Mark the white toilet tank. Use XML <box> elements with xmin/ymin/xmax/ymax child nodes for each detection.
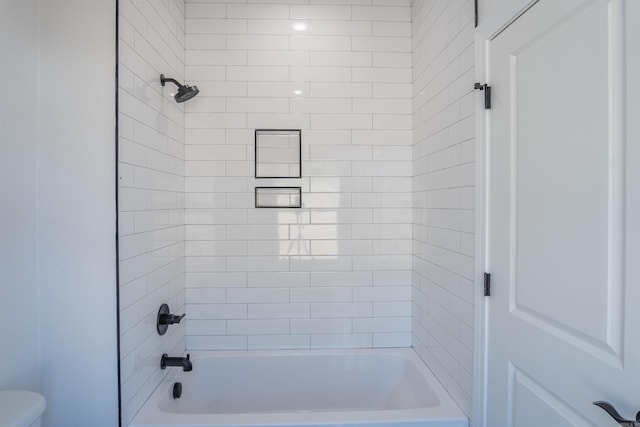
<box><xmin>0</xmin><ymin>390</ymin><xmax>46</xmax><ymax>427</ymax></box>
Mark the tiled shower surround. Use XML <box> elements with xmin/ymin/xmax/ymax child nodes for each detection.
<box><xmin>118</xmin><ymin>0</ymin><xmax>477</xmax><ymax>423</ymax></box>
<box><xmin>183</xmin><ymin>1</ymin><xmax>414</xmax><ymax>351</ymax></box>
<box><xmin>412</xmin><ymin>0</ymin><xmax>475</xmax><ymax>414</ymax></box>
<box><xmin>118</xmin><ymin>0</ymin><xmax>186</xmax><ymax>423</ymax></box>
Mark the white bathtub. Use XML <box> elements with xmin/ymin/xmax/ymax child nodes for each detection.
<box><xmin>130</xmin><ymin>348</ymin><xmax>468</xmax><ymax>427</ymax></box>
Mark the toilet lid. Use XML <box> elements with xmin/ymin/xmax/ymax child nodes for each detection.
<box><xmin>0</xmin><ymin>390</ymin><xmax>46</xmax><ymax>427</ymax></box>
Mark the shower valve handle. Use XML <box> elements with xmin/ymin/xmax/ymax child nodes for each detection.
<box><xmin>594</xmin><ymin>401</ymin><xmax>640</xmax><ymax>426</ymax></box>
<box><xmin>157</xmin><ymin>303</ymin><xmax>185</xmax><ymax>335</ymax></box>
<box><xmin>159</xmin><ymin>313</ymin><xmax>185</xmax><ymax>325</ymax></box>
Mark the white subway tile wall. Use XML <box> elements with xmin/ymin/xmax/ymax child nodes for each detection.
<box><xmin>118</xmin><ymin>1</ymin><xmax>186</xmax><ymax>425</ymax></box>
<box><xmin>184</xmin><ymin>0</ymin><xmax>413</xmax><ymax>352</ymax></box>
<box><xmin>412</xmin><ymin>0</ymin><xmax>475</xmax><ymax>416</ymax></box>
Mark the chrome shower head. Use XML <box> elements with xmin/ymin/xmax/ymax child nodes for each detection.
<box><xmin>160</xmin><ymin>74</ymin><xmax>199</xmax><ymax>103</ymax></box>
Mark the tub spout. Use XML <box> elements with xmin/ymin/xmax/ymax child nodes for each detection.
<box><xmin>161</xmin><ymin>354</ymin><xmax>192</xmax><ymax>372</ymax></box>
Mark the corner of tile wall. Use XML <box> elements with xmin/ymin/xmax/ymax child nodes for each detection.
<box><xmin>411</xmin><ymin>0</ymin><xmax>476</xmax><ymax>416</ymax></box>
<box><xmin>118</xmin><ymin>0</ymin><xmax>186</xmax><ymax>424</ymax></box>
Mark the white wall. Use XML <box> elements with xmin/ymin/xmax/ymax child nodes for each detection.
<box><xmin>118</xmin><ymin>0</ymin><xmax>187</xmax><ymax>424</ymax></box>
<box><xmin>411</xmin><ymin>0</ymin><xmax>475</xmax><ymax>416</ymax></box>
<box><xmin>0</xmin><ymin>0</ymin><xmax>41</xmax><ymax>393</ymax></box>
<box><xmin>183</xmin><ymin>0</ymin><xmax>414</xmax><ymax>351</ymax></box>
<box><xmin>38</xmin><ymin>1</ymin><xmax>119</xmax><ymax>426</ymax></box>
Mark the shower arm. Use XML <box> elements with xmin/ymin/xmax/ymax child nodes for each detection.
<box><xmin>160</xmin><ymin>74</ymin><xmax>183</xmax><ymax>88</ymax></box>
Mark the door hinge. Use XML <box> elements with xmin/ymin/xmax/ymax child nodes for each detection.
<box><xmin>474</xmin><ymin>83</ymin><xmax>492</xmax><ymax>109</ymax></box>
<box><xmin>484</xmin><ymin>273</ymin><xmax>491</xmax><ymax>296</ymax></box>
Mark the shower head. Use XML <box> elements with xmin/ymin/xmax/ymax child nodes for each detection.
<box><xmin>160</xmin><ymin>74</ymin><xmax>199</xmax><ymax>103</ymax></box>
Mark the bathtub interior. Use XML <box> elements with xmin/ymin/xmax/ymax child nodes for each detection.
<box><xmin>159</xmin><ymin>352</ymin><xmax>440</xmax><ymax>414</ymax></box>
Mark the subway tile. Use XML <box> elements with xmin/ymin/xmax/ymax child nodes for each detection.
<box><xmin>227</xmin><ymin>35</ymin><xmax>290</xmax><ymax>50</ymax></box>
<box><xmin>246</xmin><ymin>209</ymin><xmax>310</xmax><ymax>224</ymax></box>
<box><xmin>248</xmin><ymin>240</ymin><xmax>311</xmax><ymax>256</ymax></box>
<box><xmin>373</xmin><ymin>52</ymin><xmax>412</xmax><ymax>68</ymax></box>
<box><xmin>227</xmin><ymin>97</ymin><xmax>290</xmax><ymax>113</ymax></box>
<box><xmin>353</xmin><ymin>285</ymin><xmax>411</xmax><ymax>301</ymax></box>
<box><xmin>186</xmin><ymin>19</ymin><xmax>247</xmax><ymax>35</ymax></box>
<box><xmin>227</xmin><ymin>288</ymin><xmax>290</xmax><ymax>303</ymax></box>
<box><xmin>353</xmin><ymin>98</ymin><xmax>411</xmax><ymax>114</ymax></box>
<box><xmin>248</xmin><ymin>51</ymin><xmax>309</xmax><ymax>66</ymax></box>
<box><xmin>372</xmin><ymin>146</ymin><xmax>412</xmax><ymax>161</ymax></box>
<box><xmin>353</xmin><ymin>67</ymin><xmax>411</xmax><ymax>83</ymax></box>
<box><xmin>226</xmin><ymin>256</ymin><xmax>290</xmax><ymax>272</ymax></box>
<box><xmin>353</xmin><ymin>317</ymin><xmax>411</xmax><ymax>333</ymax></box>
<box><xmin>311</xmin><ymin>333</ymin><xmax>372</xmax><ymax>348</ymax></box>
<box><xmin>373</xmin><ymin>114</ymin><xmax>412</xmax><ymax>130</ymax></box>
<box><xmin>373</xmin><ymin>332</ymin><xmax>412</xmax><ymax>347</ymax></box>
<box><xmin>185</xmin><ymin>50</ymin><xmax>247</xmax><ymax>66</ymax></box>
<box><xmin>248</xmin><ymin>272</ymin><xmax>311</xmax><ymax>288</ymax></box>
<box><xmin>352</xmin><ymin>161</ymin><xmax>412</xmax><ymax>177</ymax></box>
<box><xmin>310</xmin><ymin>82</ymin><xmax>372</xmax><ymax>98</ymax></box>
<box><xmin>186</xmin><ymin>319</ymin><xmax>226</xmax><ymax>336</ymax></box>
<box><xmin>310</xmin><ymin>302</ymin><xmax>372</xmax><ymax>318</ymax></box>
<box><xmin>228</xmin><ymin>319</ymin><xmax>290</xmax><ymax>335</ymax></box>
<box><xmin>290</xmin><ymin>35</ymin><xmax>351</xmax><ymax>51</ymax></box>
<box><xmin>185</xmin><ymin>241</ymin><xmax>247</xmax><ymax>256</ymax></box>
<box><xmin>186</xmin><ymin>288</ymin><xmax>226</xmax><ymax>304</ymax></box>
<box><xmin>185</xmin><ymin>3</ymin><xmax>226</xmax><ymax>19</ymax></box>
<box><xmin>187</xmin><ymin>335</ymin><xmax>247</xmax><ymax>350</ymax></box>
<box><xmin>247</xmin><ymin>113</ymin><xmax>310</xmax><ymax>129</ymax></box>
<box><xmin>248</xmin><ymin>303</ymin><xmax>310</xmax><ymax>319</ymax></box>
<box><xmin>248</xmin><ymin>82</ymin><xmax>310</xmax><ymax>98</ymax></box>
<box><xmin>290</xmin><ymin>287</ymin><xmax>352</xmax><ymax>303</ymax></box>
<box><xmin>185</xmin><ymin>34</ymin><xmax>226</xmax><ymax>50</ymax></box>
<box><xmin>227</xmin><ymin>4</ymin><xmax>290</xmax><ymax>19</ymax></box>
<box><xmin>185</xmin><ymin>129</ymin><xmax>226</xmax><ymax>145</ymax></box>
<box><xmin>186</xmin><ymin>176</ymin><xmax>247</xmax><ymax>192</ymax></box>
<box><xmin>185</xmin><ymin>97</ymin><xmax>226</xmax><ymax>113</ymax></box>
<box><xmin>291</xmin><ymin>318</ymin><xmax>352</xmax><ymax>334</ymax></box>
<box><xmin>309</xmin><ymin>177</ymin><xmax>372</xmax><ymax>192</ymax></box>
<box><xmin>290</xmin><ymin>67</ymin><xmax>351</xmax><ymax>82</ymax></box>
<box><xmin>352</xmin><ymin>36</ymin><xmax>411</xmax><ymax>52</ymax></box>
<box><xmin>188</xmin><ymin>304</ymin><xmax>247</xmax><ymax>320</ymax></box>
<box><xmin>373</xmin><ymin>22</ymin><xmax>411</xmax><ymax>37</ymax></box>
<box><xmin>310</xmin><ymin>20</ymin><xmax>371</xmax><ymax>36</ymax></box>
<box><xmin>186</xmin><ymin>257</ymin><xmax>226</xmax><ymax>272</ymax></box>
<box><xmin>248</xmin><ymin>19</ymin><xmax>308</xmax><ymax>35</ymax></box>
<box><xmin>290</xmin><ymin>224</ymin><xmax>351</xmax><ymax>240</ymax></box>
<box><xmin>372</xmin><ymin>239</ymin><xmax>412</xmax><ymax>255</ymax></box>
<box><xmin>310</xmin><ymin>209</ymin><xmax>373</xmax><ymax>224</ymax></box>
<box><xmin>185</xmin><ymin>225</ymin><xmax>226</xmax><ymax>240</ymax></box>
<box><xmin>309</xmin><ymin>271</ymin><xmax>373</xmax><ymax>287</ymax></box>
<box><xmin>352</xmin><ymin>130</ymin><xmax>412</xmax><ymax>145</ymax></box>
<box><xmin>303</xmin><ymin>130</ymin><xmax>351</xmax><ymax>145</ymax></box>
<box><xmin>186</xmin><ymin>145</ymin><xmax>247</xmax><ymax>160</ymax></box>
<box><xmin>185</xmin><ymin>272</ymin><xmax>247</xmax><ymax>288</ymax></box>
<box><xmin>290</xmin><ymin>255</ymin><xmax>353</xmax><ymax>272</ymax></box>
<box><xmin>290</xmin><ymin>98</ymin><xmax>351</xmax><ymax>114</ymax></box>
<box><xmin>290</xmin><ymin>5</ymin><xmax>351</xmax><ymax>20</ymax></box>
<box><xmin>248</xmin><ymin>334</ymin><xmax>310</xmax><ymax>350</ymax></box>
<box><xmin>352</xmin><ymin>6</ymin><xmax>411</xmax><ymax>22</ymax></box>
<box><xmin>226</xmin><ymin>66</ymin><xmax>290</xmax><ymax>82</ymax></box>
<box><xmin>185</xmin><ymin>113</ymin><xmax>247</xmax><ymax>129</ymax></box>
<box><xmin>373</xmin><ymin>83</ymin><xmax>412</xmax><ymax>98</ymax></box>
<box><xmin>310</xmin><ymin>145</ymin><xmax>372</xmax><ymax>160</ymax></box>
<box><xmin>311</xmin><ymin>114</ymin><xmax>372</xmax><ymax>130</ymax></box>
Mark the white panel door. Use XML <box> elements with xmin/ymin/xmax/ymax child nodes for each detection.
<box><xmin>487</xmin><ymin>1</ymin><xmax>640</xmax><ymax>426</ymax></box>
